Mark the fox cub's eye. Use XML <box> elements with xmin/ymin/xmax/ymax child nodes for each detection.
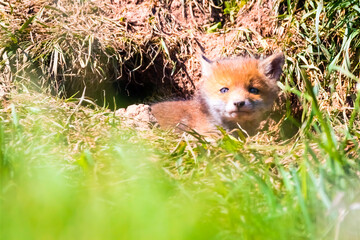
<box><xmin>220</xmin><ymin>87</ymin><xmax>229</xmax><ymax>93</ymax></box>
<box><xmin>249</xmin><ymin>87</ymin><xmax>259</xmax><ymax>94</ymax></box>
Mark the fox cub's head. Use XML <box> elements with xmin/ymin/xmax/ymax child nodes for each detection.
<box><xmin>200</xmin><ymin>53</ymin><xmax>285</xmax><ymax>123</ymax></box>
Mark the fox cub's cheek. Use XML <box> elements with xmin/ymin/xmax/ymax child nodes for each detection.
<box><xmin>249</xmin><ymin>94</ymin><xmax>263</xmax><ymax>102</ymax></box>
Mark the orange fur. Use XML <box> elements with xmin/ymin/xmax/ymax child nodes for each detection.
<box><xmin>151</xmin><ymin>53</ymin><xmax>285</xmax><ymax>136</ymax></box>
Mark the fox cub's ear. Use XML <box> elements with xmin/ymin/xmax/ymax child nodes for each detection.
<box><xmin>259</xmin><ymin>52</ymin><xmax>285</xmax><ymax>80</ymax></box>
<box><xmin>200</xmin><ymin>55</ymin><xmax>215</xmax><ymax>78</ymax></box>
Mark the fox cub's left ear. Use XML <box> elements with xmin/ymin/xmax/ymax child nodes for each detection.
<box><xmin>200</xmin><ymin>55</ymin><xmax>217</xmax><ymax>78</ymax></box>
<box><xmin>259</xmin><ymin>52</ymin><xmax>285</xmax><ymax>80</ymax></box>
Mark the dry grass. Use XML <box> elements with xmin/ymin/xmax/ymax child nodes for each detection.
<box><xmin>0</xmin><ymin>0</ymin><xmax>205</xmax><ymax>106</ymax></box>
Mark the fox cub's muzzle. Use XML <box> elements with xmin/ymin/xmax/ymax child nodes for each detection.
<box><xmin>234</xmin><ymin>101</ymin><xmax>246</xmax><ymax>109</ymax></box>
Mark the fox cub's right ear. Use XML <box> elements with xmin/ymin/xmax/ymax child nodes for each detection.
<box><xmin>201</xmin><ymin>55</ymin><xmax>214</xmax><ymax>78</ymax></box>
<box><xmin>259</xmin><ymin>52</ymin><xmax>285</xmax><ymax>81</ymax></box>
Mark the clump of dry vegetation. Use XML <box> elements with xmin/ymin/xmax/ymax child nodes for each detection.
<box><xmin>0</xmin><ymin>0</ymin><xmax>221</xmax><ymax>106</ymax></box>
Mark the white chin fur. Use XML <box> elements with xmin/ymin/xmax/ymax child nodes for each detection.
<box><xmin>223</xmin><ymin>111</ymin><xmax>241</xmax><ymax>119</ymax></box>
<box><xmin>230</xmin><ymin>112</ymin><xmax>238</xmax><ymax>118</ymax></box>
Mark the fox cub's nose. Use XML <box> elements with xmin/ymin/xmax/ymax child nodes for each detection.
<box><xmin>234</xmin><ymin>101</ymin><xmax>246</xmax><ymax>108</ymax></box>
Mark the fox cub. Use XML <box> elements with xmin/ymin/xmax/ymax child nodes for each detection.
<box><xmin>151</xmin><ymin>53</ymin><xmax>285</xmax><ymax>136</ymax></box>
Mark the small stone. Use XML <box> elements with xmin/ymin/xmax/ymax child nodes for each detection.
<box><xmin>116</xmin><ymin>104</ymin><xmax>158</xmax><ymax>130</ymax></box>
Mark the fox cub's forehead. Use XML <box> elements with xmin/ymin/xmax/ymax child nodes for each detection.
<box><xmin>208</xmin><ymin>58</ymin><xmax>264</xmax><ymax>86</ymax></box>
